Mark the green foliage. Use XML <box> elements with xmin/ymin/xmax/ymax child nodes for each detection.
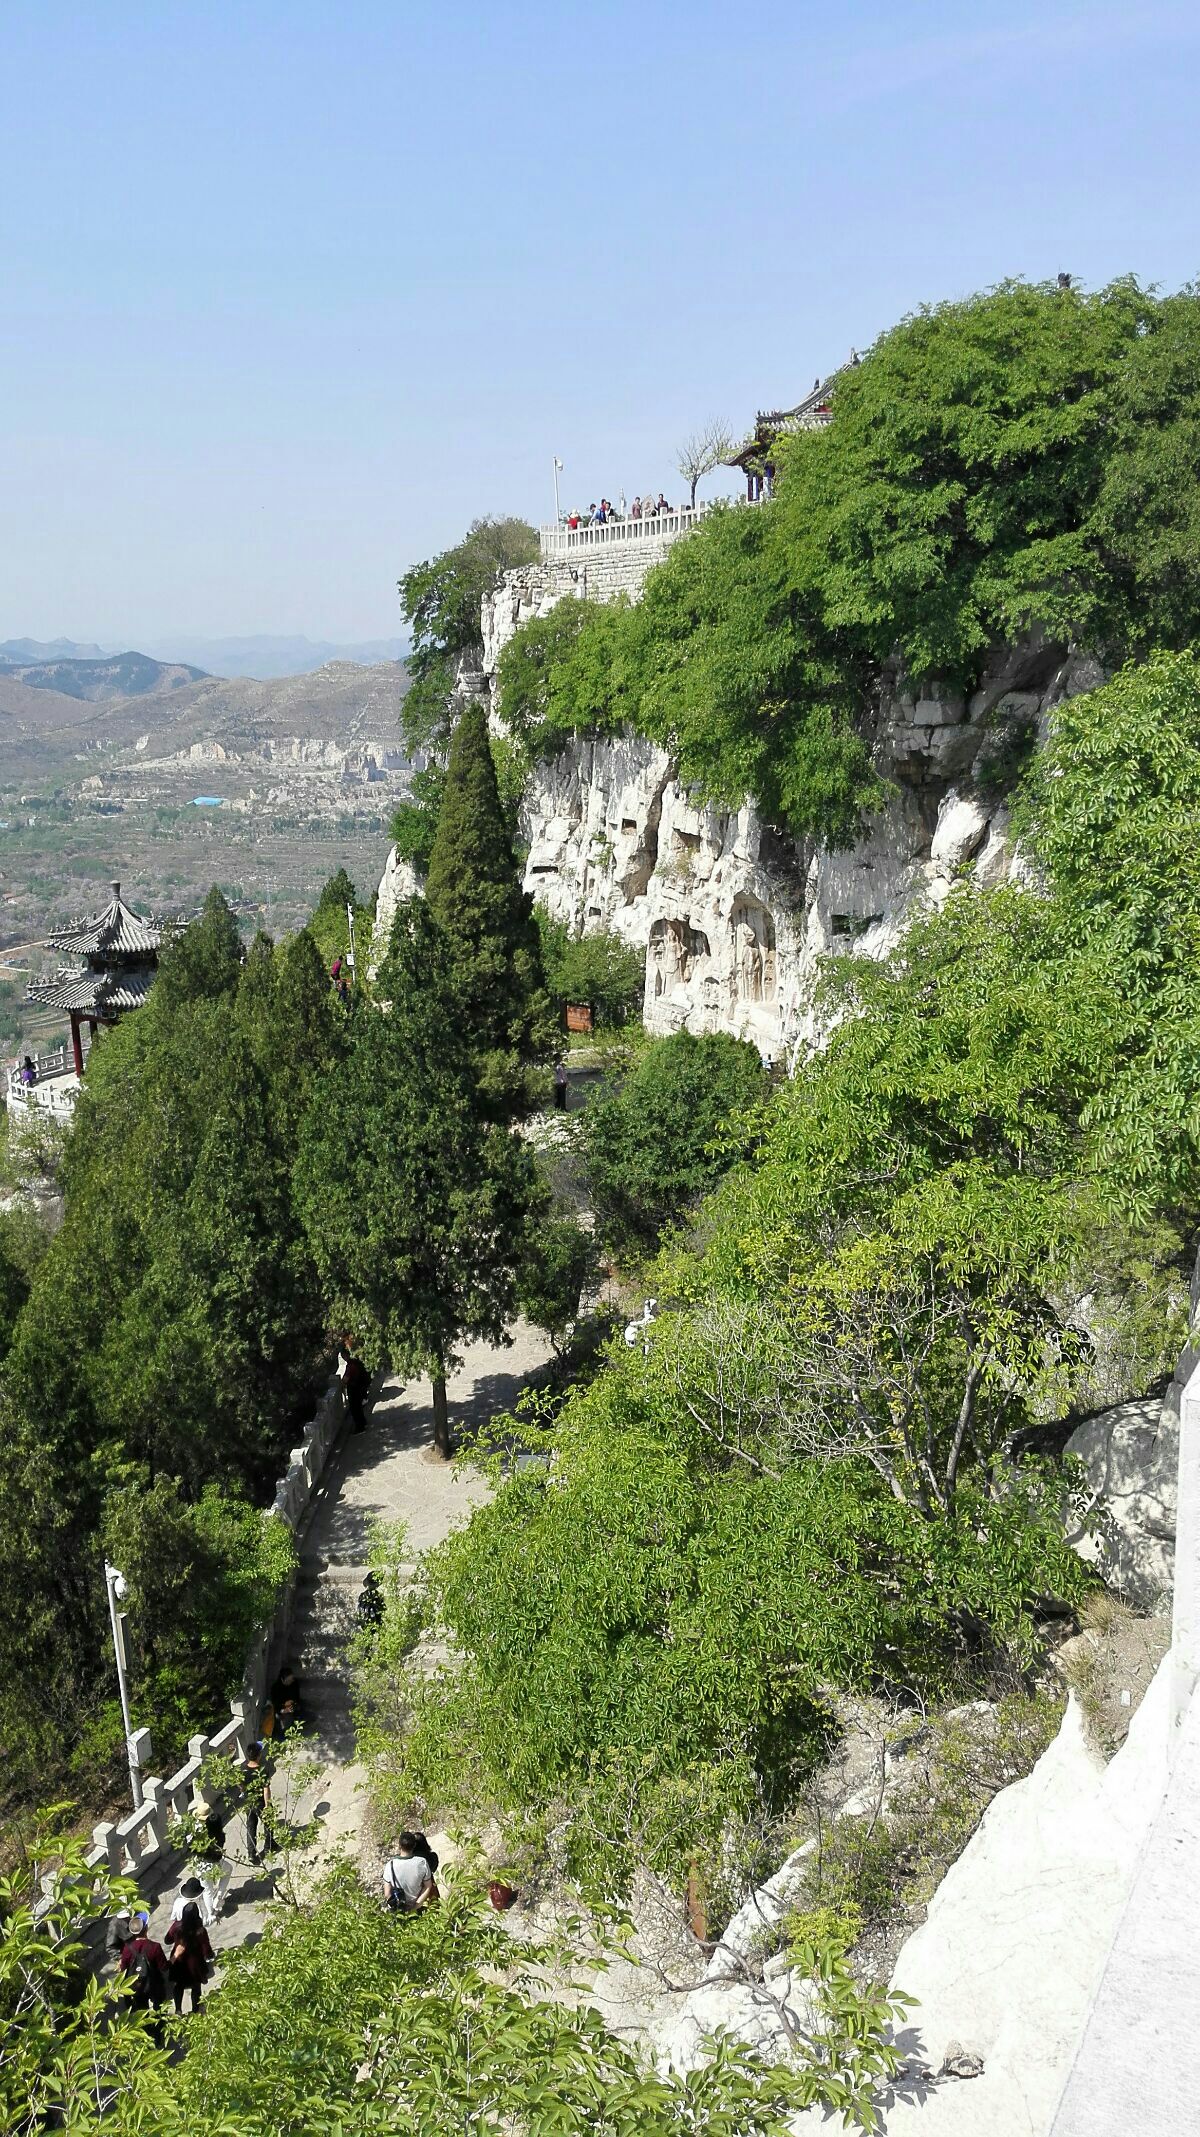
<box><xmin>1022</xmin><ymin>649</ymin><xmax>1200</xmax><ymax>1211</ymax></box>
<box><xmin>0</xmin><ymin>1811</ymin><xmax>174</xmax><ymax>2134</ymax></box>
<box><xmin>580</xmin><ymin>1030</ymin><xmax>766</xmax><ymax>1257</ymax></box>
<box><xmin>536</xmin><ymin>910</ymin><xmax>646</xmax><ymax>1029</ymax></box>
<box><xmin>103</xmin><ymin>1482</ymin><xmax>296</xmax><ymax>1762</ymax></box>
<box><xmin>388</xmin><ymin>762</ymin><xmax>445</xmax><ymax>874</ymax></box>
<box><xmin>156</xmin><ymin>884</ymin><xmax>243</xmax><ymax>1008</ymax></box>
<box><xmin>495</xmin><ymin>281</ymin><xmax>1200</xmax><ymax>844</ymax></box>
<box><xmin>0</xmin><ymin>906</ymin><xmax>337</xmax><ymax>1794</ymax></box>
<box><xmin>296</xmin><ymin>898</ymin><xmax>538</xmax><ymax>1448</ymax></box>
<box><xmin>425</xmin><ymin>700</ymin><xmax>557</xmax><ymax>1119</ymax></box>
<box><xmin>308</xmin><ymin>868</ymin><xmax>373</xmax><ymax>978</ymax></box>
<box><xmin>399</xmin><ymin>514</ymin><xmax>537</xmax><ymax>752</ymax></box>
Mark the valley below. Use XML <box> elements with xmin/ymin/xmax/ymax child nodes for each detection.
<box><xmin>0</xmin><ymin>656</ymin><xmax>411</xmax><ymax>1052</ymax></box>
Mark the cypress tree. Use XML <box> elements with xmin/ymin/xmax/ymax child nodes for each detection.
<box><xmin>425</xmin><ymin>700</ymin><xmax>557</xmax><ymax>1118</ymax></box>
<box><xmin>296</xmin><ymin>899</ymin><xmax>537</xmax><ymax>1457</ymax></box>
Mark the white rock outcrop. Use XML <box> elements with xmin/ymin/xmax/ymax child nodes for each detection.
<box><xmin>473</xmin><ymin>559</ymin><xmax>1104</xmax><ymax>1058</ymax></box>
<box><xmin>654</xmin><ymin>1668</ymin><xmax>1171</xmax><ymax>2134</ymax></box>
<box><xmin>1066</xmin><ymin>1394</ymin><xmax>1178</xmax><ymax>1608</ymax></box>
<box><xmin>371</xmin><ymin>846</ymin><xmax>423</xmax><ymax>973</ymax></box>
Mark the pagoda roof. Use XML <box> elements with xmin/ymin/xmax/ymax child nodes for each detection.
<box><xmin>26</xmin><ymin>965</ymin><xmax>157</xmax><ymax>1016</ymax></box>
<box><xmin>46</xmin><ymin>881</ymin><xmax>165</xmax><ymax>958</ymax></box>
<box><xmin>726</xmin><ymin>372</ymin><xmax>842</xmax><ymax>470</ymax></box>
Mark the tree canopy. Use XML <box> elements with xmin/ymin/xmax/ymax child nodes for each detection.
<box><xmin>495</xmin><ymin>279</ymin><xmax>1200</xmax><ymax>844</ymax></box>
<box><xmin>399</xmin><ymin>514</ymin><xmax>538</xmax><ymax>752</ymax></box>
<box><xmin>425</xmin><ymin>699</ymin><xmax>557</xmax><ymax>1118</ymax></box>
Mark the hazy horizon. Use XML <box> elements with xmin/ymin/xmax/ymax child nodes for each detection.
<box><xmin>5</xmin><ymin>0</ymin><xmax>1200</xmax><ymax>645</ymax></box>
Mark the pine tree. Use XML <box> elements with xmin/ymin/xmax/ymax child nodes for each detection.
<box><xmin>295</xmin><ymin>899</ymin><xmax>537</xmax><ymax>1456</ymax></box>
<box><xmin>424</xmin><ymin>700</ymin><xmax>557</xmax><ymax>1118</ymax></box>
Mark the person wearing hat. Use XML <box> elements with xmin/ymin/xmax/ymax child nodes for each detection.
<box><xmin>118</xmin><ymin>1911</ymin><xmax>169</xmax><ymax>2011</ymax></box>
<box><xmin>171</xmin><ymin>1872</ymin><xmax>216</xmax><ymax>1929</ymax></box>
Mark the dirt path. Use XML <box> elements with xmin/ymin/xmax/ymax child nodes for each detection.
<box><xmin>135</xmin><ymin>1323</ymin><xmax>555</xmax><ymax>1971</ymax></box>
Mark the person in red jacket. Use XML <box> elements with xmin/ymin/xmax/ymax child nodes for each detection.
<box><xmin>118</xmin><ymin>1912</ymin><xmax>168</xmax><ymax>2011</ymax></box>
<box><xmin>164</xmin><ymin>1899</ymin><xmax>213</xmax><ymax>2014</ymax></box>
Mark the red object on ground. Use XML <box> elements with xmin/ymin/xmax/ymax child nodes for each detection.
<box><xmin>488</xmin><ymin>1880</ymin><xmax>518</xmax><ymax>1910</ymax></box>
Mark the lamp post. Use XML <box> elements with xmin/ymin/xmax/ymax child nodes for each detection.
<box><xmin>104</xmin><ymin>1559</ymin><xmax>143</xmax><ymax>1809</ymax></box>
<box><xmin>346</xmin><ymin>902</ymin><xmax>357</xmax><ymax>975</ymax></box>
<box><xmin>552</xmin><ymin>456</ymin><xmax>563</xmax><ymax>524</ymax></box>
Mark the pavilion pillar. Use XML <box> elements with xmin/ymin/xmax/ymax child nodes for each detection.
<box><xmin>69</xmin><ymin>1013</ymin><xmax>84</xmax><ymax>1078</ymax></box>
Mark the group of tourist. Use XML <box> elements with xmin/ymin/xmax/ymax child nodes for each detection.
<box><xmin>561</xmin><ymin>492</ymin><xmax>674</xmax><ymax>529</ymax></box>
<box><xmin>111</xmin><ymin>1699</ymin><xmax>304</xmax><ymax>2018</ymax></box>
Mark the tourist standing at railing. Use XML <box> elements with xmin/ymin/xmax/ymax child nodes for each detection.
<box><xmin>630</xmin><ymin>495</ymin><xmax>642</xmax><ymax>520</ymax></box>
<box><xmin>567</xmin><ymin>508</ymin><xmax>580</xmax><ymax>528</ymax></box>
<box><xmin>19</xmin><ymin>1055</ymin><xmax>35</xmax><ymax>1087</ymax></box>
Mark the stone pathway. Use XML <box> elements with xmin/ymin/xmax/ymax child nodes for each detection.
<box><xmin>131</xmin><ymin>1323</ymin><xmax>555</xmax><ymax>1976</ymax></box>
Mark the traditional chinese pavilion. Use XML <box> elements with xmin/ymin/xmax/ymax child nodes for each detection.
<box><xmin>726</xmin><ymin>372</ymin><xmax>842</xmax><ymax>498</ymax></box>
<box><xmin>27</xmin><ymin>881</ymin><xmax>166</xmax><ymax>1076</ymax></box>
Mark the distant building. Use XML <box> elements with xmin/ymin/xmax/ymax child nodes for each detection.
<box><xmin>725</xmin><ymin>373</ymin><xmax>841</xmax><ymax>499</ymax></box>
<box><xmin>26</xmin><ymin>880</ymin><xmax>167</xmax><ymax>1076</ymax></box>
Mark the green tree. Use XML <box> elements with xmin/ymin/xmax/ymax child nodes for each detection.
<box><xmin>156</xmin><ymin>885</ymin><xmax>243</xmax><ymax>1008</ymax></box>
<box><xmin>1022</xmin><ymin>648</ymin><xmax>1200</xmax><ymax>1212</ymax></box>
<box><xmin>388</xmin><ymin>761</ymin><xmax>446</xmax><ymax>873</ymax></box>
<box><xmin>399</xmin><ymin>514</ymin><xmax>537</xmax><ymax>752</ymax></box>
<box><xmin>536</xmin><ymin>911</ymin><xmax>646</xmax><ymax>1029</ymax></box>
<box><xmin>580</xmin><ymin>1030</ymin><xmax>766</xmax><ymax>1257</ymax></box>
<box><xmin>425</xmin><ymin>700</ymin><xmax>557</xmax><ymax>1119</ymax></box>
<box><xmin>296</xmin><ymin>899</ymin><xmax>538</xmax><ymax>1456</ymax></box>
<box><xmin>0</xmin><ymin>1813</ymin><xmax>174</xmax><ymax>2134</ymax></box>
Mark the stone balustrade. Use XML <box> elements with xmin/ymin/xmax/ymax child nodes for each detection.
<box><xmin>83</xmin><ymin>1372</ymin><xmax>351</xmax><ymax>1885</ymax></box>
<box><xmin>539</xmin><ymin>503</ymin><xmax>715</xmax><ymax>558</ymax></box>
<box><xmin>6</xmin><ymin>1044</ymin><xmax>80</xmax><ymax>1117</ymax></box>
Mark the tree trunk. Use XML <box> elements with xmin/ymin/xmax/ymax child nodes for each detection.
<box><xmin>689</xmin><ymin>474</ymin><xmax>698</xmax><ymax>507</ymax></box>
<box><xmin>431</xmin><ymin>1372</ymin><xmax>452</xmax><ymax>1460</ymax></box>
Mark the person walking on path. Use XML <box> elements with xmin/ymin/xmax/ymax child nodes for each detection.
<box><xmin>164</xmin><ymin>1900</ymin><xmax>213</xmax><ymax>2014</ymax></box>
<box><xmin>382</xmin><ymin>1832</ymin><xmax>436</xmax><ymax>1913</ymax></box>
<box><xmin>338</xmin><ymin>1340</ymin><xmax>371</xmax><ymax>1432</ymax></box>
<box><xmin>118</xmin><ymin>1912</ymin><xmax>169</xmax><ymax>2012</ymax></box>
<box><xmin>240</xmin><ymin>1740</ymin><xmax>274</xmax><ymax>1864</ymax></box>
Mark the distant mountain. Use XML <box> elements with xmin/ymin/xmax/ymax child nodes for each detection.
<box><xmin>143</xmin><ymin>634</ymin><xmax>410</xmax><ymax>679</ymax></box>
<box><xmin>0</xmin><ymin>636</ymin><xmax>107</xmax><ymax>664</ymax></box>
<box><xmin>1</xmin><ymin>651</ymin><xmax>206</xmax><ymax>702</ymax></box>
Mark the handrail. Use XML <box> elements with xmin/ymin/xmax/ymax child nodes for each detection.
<box><xmin>539</xmin><ymin>503</ymin><xmax>715</xmax><ymax>557</ymax></box>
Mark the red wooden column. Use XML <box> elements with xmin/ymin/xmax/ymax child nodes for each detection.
<box><xmin>69</xmin><ymin>1011</ymin><xmax>84</xmax><ymax>1077</ymax></box>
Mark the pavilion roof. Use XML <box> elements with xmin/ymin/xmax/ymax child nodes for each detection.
<box><xmin>46</xmin><ymin>881</ymin><xmax>165</xmax><ymax>958</ymax></box>
<box><xmin>25</xmin><ymin>965</ymin><xmax>157</xmax><ymax>1015</ymax></box>
<box><xmin>725</xmin><ymin>372</ymin><xmax>841</xmax><ymax>470</ymax></box>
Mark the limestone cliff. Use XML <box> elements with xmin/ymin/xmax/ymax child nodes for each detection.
<box><xmin>480</xmin><ymin>569</ymin><xmax>1106</xmax><ymax>1057</ymax></box>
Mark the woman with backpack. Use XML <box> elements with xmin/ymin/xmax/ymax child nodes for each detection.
<box><xmin>381</xmin><ymin>1831</ymin><xmax>438</xmax><ymax>1913</ymax></box>
<box><xmin>164</xmin><ymin>1898</ymin><xmax>214</xmax><ymax>2013</ymax></box>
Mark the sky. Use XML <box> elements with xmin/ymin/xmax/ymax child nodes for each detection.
<box><xmin>2</xmin><ymin>0</ymin><xmax>1199</xmax><ymax>648</ymax></box>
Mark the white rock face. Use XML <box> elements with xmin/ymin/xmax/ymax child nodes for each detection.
<box><xmin>660</xmin><ymin>1669</ymin><xmax>1169</xmax><ymax>2134</ymax></box>
<box><xmin>371</xmin><ymin>845</ymin><xmax>423</xmax><ymax>972</ymax></box>
<box><xmin>476</xmin><ymin>561</ymin><xmax>1095</xmax><ymax>1058</ymax></box>
<box><xmin>1066</xmin><ymin>1394</ymin><xmax>1178</xmax><ymax>1608</ymax></box>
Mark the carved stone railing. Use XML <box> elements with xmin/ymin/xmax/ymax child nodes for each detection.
<box><xmin>6</xmin><ymin>1046</ymin><xmax>80</xmax><ymax>1116</ymax></box>
<box><xmin>539</xmin><ymin>504</ymin><xmax>714</xmax><ymax>559</ymax></box>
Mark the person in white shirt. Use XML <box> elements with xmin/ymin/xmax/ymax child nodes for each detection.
<box><xmin>381</xmin><ymin>1832</ymin><xmax>436</xmax><ymax>1912</ymax></box>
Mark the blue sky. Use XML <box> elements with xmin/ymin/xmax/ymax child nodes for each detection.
<box><xmin>2</xmin><ymin>0</ymin><xmax>1198</xmax><ymax>645</ymax></box>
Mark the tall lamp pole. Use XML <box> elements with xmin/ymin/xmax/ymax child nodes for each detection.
<box><xmin>104</xmin><ymin>1559</ymin><xmax>143</xmax><ymax>1809</ymax></box>
<box><xmin>553</xmin><ymin>456</ymin><xmax>563</xmax><ymax>524</ymax></box>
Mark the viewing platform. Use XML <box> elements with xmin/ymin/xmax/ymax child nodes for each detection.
<box><xmin>6</xmin><ymin>1043</ymin><xmax>81</xmax><ymax>1118</ymax></box>
<box><xmin>539</xmin><ymin>502</ymin><xmax>715</xmax><ymax>560</ymax></box>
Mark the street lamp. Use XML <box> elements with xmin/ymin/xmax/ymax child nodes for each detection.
<box><xmin>552</xmin><ymin>456</ymin><xmax>563</xmax><ymax>524</ymax></box>
<box><xmin>104</xmin><ymin>1559</ymin><xmax>143</xmax><ymax>1809</ymax></box>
